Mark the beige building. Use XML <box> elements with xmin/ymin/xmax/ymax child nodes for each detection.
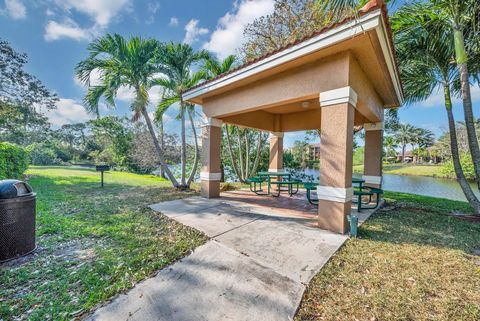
<box><xmin>308</xmin><ymin>143</ymin><xmax>321</xmax><ymax>161</ymax></box>
<box><xmin>183</xmin><ymin>0</ymin><xmax>403</xmax><ymax>234</ymax></box>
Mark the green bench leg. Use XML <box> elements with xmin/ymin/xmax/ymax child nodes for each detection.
<box><xmin>306</xmin><ymin>189</ymin><xmax>319</xmax><ymax>206</ymax></box>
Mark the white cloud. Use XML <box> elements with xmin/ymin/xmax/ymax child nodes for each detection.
<box><xmin>418</xmin><ymin>85</ymin><xmax>480</xmax><ymax>108</ymax></box>
<box><xmin>145</xmin><ymin>1</ymin><xmax>160</xmax><ymax>25</ymax></box>
<box><xmin>116</xmin><ymin>85</ymin><xmax>164</xmax><ymax>105</ymax></box>
<box><xmin>55</xmin><ymin>0</ymin><xmax>131</xmax><ymax>27</ymax></box>
<box><xmin>147</xmin><ymin>1</ymin><xmax>160</xmax><ymax>14</ymax></box>
<box><xmin>45</xmin><ymin>0</ymin><xmax>131</xmax><ymax>42</ymax></box>
<box><xmin>46</xmin><ymin>98</ymin><xmax>93</xmax><ymax>126</ymax></box>
<box><xmin>74</xmin><ymin>68</ymin><xmax>103</xmax><ymax>87</ymax></box>
<box><xmin>169</xmin><ymin>16</ymin><xmax>178</xmax><ymax>27</ymax></box>
<box><xmin>203</xmin><ymin>0</ymin><xmax>274</xmax><ymax>59</ymax></box>
<box><xmin>183</xmin><ymin>19</ymin><xmax>209</xmax><ymax>44</ymax></box>
<box><xmin>4</xmin><ymin>0</ymin><xmax>26</xmax><ymax>20</ymax></box>
<box><xmin>44</xmin><ymin>19</ymin><xmax>92</xmax><ymax>42</ymax></box>
<box><xmin>116</xmin><ymin>86</ymin><xmax>136</xmax><ymax>102</ymax></box>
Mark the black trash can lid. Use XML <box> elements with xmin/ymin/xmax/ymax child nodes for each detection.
<box><xmin>0</xmin><ymin>179</ymin><xmax>34</xmax><ymax>199</ymax></box>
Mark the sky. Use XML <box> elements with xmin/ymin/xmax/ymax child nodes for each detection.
<box><xmin>1</xmin><ymin>0</ymin><xmax>479</xmax><ymax>148</ymax></box>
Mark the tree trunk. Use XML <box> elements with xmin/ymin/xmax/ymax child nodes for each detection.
<box><xmin>245</xmin><ymin>132</ymin><xmax>250</xmax><ymax>179</ymax></box>
<box><xmin>225</xmin><ymin>125</ymin><xmax>242</xmax><ymax>182</ymax></box>
<box><xmin>141</xmin><ymin>109</ymin><xmax>179</xmax><ymax>187</ymax></box>
<box><xmin>237</xmin><ymin>129</ymin><xmax>245</xmax><ymax>181</ymax></box>
<box><xmin>180</xmin><ymin>100</ymin><xmax>187</xmax><ymax>188</ymax></box>
<box><xmin>186</xmin><ymin>108</ymin><xmax>199</xmax><ymax>187</ymax></box>
<box><xmin>402</xmin><ymin>144</ymin><xmax>406</xmax><ymax>162</ymax></box>
<box><xmin>454</xmin><ymin>27</ymin><xmax>480</xmax><ymax>190</ymax></box>
<box><xmin>158</xmin><ymin>115</ymin><xmax>165</xmax><ymax>179</ymax></box>
<box><xmin>444</xmin><ymin>84</ymin><xmax>480</xmax><ymax>214</ymax></box>
<box><xmin>250</xmin><ymin>131</ymin><xmax>264</xmax><ymax>177</ymax></box>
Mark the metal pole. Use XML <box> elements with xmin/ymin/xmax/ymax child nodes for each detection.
<box><xmin>101</xmin><ymin>171</ymin><xmax>104</xmax><ymax>188</ymax></box>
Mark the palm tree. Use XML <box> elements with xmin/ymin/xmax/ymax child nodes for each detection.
<box><xmin>383</xmin><ymin>135</ymin><xmax>398</xmax><ymax>160</ymax></box>
<box><xmin>395</xmin><ymin>124</ymin><xmax>414</xmax><ymax>163</ymax></box>
<box><xmin>428</xmin><ymin>0</ymin><xmax>480</xmax><ymax>188</ymax></box>
<box><xmin>201</xmin><ymin>55</ymin><xmax>268</xmax><ymax>183</ymax></box>
<box><xmin>75</xmin><ymin>34</ymin><xmax>179</xmax><ymax>187</ymax></box>
<box><xmin>392</xmin><ymin>4</ymin><xmax>480</xmax><ymax>213</ymax></box>
<box><xmin>153</xmin><ymin>42</ymin><xmax>211</xmax><ymax>189</ymax></box>
<box><xmin>201</xmin><ymin>55</ymin><xmax>238</xmax><ymax>78</ymax></box>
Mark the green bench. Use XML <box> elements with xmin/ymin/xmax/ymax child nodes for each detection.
<box><xmin>270</xmin><ymin>179</ymin><xmax>302</xmax><ymax>197</ymax></box>
<box><xmin>354</xmin><ymin>187</ymin><xmax>383</xmax><ymax>211</ymax></box>
<box><xmin>303</xmin><ymin>182</ymin><xmax>319</xmax><ymax>205</ymax></box>
<box><xmin>246</xmin><ymin>176</ymin><xmax>269</xmax><ymax>195</ymax></box>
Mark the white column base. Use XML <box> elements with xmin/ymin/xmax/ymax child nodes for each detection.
<box><xmin>200</xmin><ymin>172</ymin><xmax>222</xmax><ymax>181</ymax></box>
<box><xmin>362</xmin><ymin>175</ymin><xmax>382</xmax><ymax>185</ymax></box>
<box><xmin>317</xmin><ymin>186</ymin><xmax>353</xmax><ymax>203</ymax></box>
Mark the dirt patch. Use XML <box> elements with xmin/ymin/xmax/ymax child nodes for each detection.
<box><xmin>0</xmin><ymin>237</ymin><xmax>104</xmax><ymax>269</ymax></box>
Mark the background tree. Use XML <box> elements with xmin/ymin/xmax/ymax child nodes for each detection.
<box><xmin>153</xmin><ymin>42</ymin><xmax>211</xmax><ymax>189</ymax></box>
<box><xmin>90</xmin><ymin>116</ymin><xmax>134</xmax><ymax>169</ymax></box>
<box><xmin>201</xmin><ymin>55</ymin><xmax>244</xmax><ymax>181</ymax></box>
<box><xmin>0</xmin><ymin>40</ymin><xmax>57</xmax><ymax>146</ymax></box>
<box><xmin>392</xmin><ymin>3</ymin><xmax>480</xmax><ymax>213</ymax></box>
<box><xmin>131</xmin><ymin>123</ymin><xmax>180</xmax><ymax>174</ymax></box>
<box><xmin>395</xmin><ymin>123</ymin><xmax>414</xmax><ymax>162</ymax></box>
<box><xmin>383</xmin><ymin>135</ymin><xmax>398</xmax><ymax>160</ymax></box>
<box><xmin>75</xmin><ymin>34</ymin><xmax>179</xmax><ymax>187</ymax></box>
<box><xmin>0</xmin><ymin>39</ymin><xmax>58</xmax><ymax>109</ymax></box>
<box><xmin>429</xmin><ymin>0</ymin><xmax>480</xmax><ymax>188</ymax></box>
<box><xmin>224</xmin><ymin>125</ymin><xmax>268</xmax><ymax>183</ymax></box>
<box><xmin>242</xmin><ymin>0</ymin><xmax>341</xmax><ymax>60</ymax></box>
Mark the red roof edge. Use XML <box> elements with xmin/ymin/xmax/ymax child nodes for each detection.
<box><xmin>185</xmin><ymin>0</ymin><xmax>403</xmax><ymax>101</ymax></box>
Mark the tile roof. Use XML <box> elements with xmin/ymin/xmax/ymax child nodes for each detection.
<box><xmin>184</xmin><ymin>0</ymin><xmax>402</xmax><ymax>97</ymax></box>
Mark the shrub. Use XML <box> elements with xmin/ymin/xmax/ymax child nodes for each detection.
<box><xmin>353</xmin><ymin>147</ymin><xmax>364</xmax><ymax>166</ymax></box>
<box><xmin>441</xmin><ymin>153</ymin><xmax>475</xmax><ymax>180</ymax></box>
<box><xmin>26</xmin><ymin>143</ymin><xmax>61</xmax><ymax>165</ymax></box>
<box><xmin>0</xmin><ymin>142</ymin><xmax>29</xmax><ymax>179</ymax></box>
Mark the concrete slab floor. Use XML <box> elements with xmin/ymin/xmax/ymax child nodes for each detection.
<box><xmin>87</xmin><ymin>191</ymin><xmax>379</xmax><ymax>321</ymax></box>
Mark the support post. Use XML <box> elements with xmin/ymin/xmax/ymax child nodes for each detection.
<box><xmin>269</xmin><ymin>132</ymin><xmax>284</xmax><ymax>172</ymax></box>
<box><xmin>317</xmin><ymin>87</ymin><xmax>356</xmax><ymax>234</ymax></box>
<box><xmin>363</xmin><ymin>122</ymin><xmax>383</xmax><ymax>188</ymax></box>
<box><xmin>201</xmin><ymin>118</ymin><xmax>222</xmax><ymax>198</ymax></box>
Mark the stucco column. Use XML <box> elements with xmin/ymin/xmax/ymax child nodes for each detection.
<box><xmin>200</xmin><ymin>118</ymin><xmax>222</xmax><ymax>198</ymax></box>
<box><xmin>363</xmin><ymin>122</ymin><xmax>383</xmax><ymax>188</ymax></box>
<box><xmin>317</xmin><ymin>87</ymin><xmax>357</xmax><ymax>234</ymax></box>
<box><xmin>269</xmin><ymin>132</ymin><xmax>284</xmax><ymax>172</ymax></box>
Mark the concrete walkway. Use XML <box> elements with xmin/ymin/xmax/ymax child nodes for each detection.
<box><xmin>87</xmin><ymin>193</ymin><xmax>376</xmax><ymax>321</ymax></box>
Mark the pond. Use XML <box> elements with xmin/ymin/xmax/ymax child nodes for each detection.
<box><xmin>300</xmin><ymin>168</ymin><xmax>478</xmax><ymax>202</ymax></box>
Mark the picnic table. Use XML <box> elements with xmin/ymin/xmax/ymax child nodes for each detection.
<box><xmin>257</xmin><ymin>171</ymin><xmax>292</xmax><ymax>195</ymax></box>
<box><xmin>257</xmin><ymin>171</ymin><xmax>291</xmax><ymax>180</ymax></box>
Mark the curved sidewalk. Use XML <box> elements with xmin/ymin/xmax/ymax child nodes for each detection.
<box><xmin>87</xmin><ymin>193</ymin><xmax>376</xmax><ymax>321</ymax></box>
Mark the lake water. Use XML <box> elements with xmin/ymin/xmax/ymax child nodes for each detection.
<box><xmin>301</xmin><ymin>168</ymin><xmax>479</xmax><ymax>202</ymax></box>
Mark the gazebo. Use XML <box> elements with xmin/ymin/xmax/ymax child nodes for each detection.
<box><xmin>182</xmin><ymin>0</ymin><xmax>403</xmax><ymax>234</ymax></box>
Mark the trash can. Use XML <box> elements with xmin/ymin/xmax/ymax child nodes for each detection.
<box><xmin>0</xmin><ymin>179</ymin><xmax>36</xmax><ymax>262</ymax></box>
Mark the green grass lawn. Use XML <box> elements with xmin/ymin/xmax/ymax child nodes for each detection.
<box><xmin>0</xmin><ymin>166</ymin><xmax>206</xmax><ymax>321</ymax></box>
<box><xmin>354</xmin><ymin>163</ymin><xmax>448</xmax><ymax>179</ymax></box>
<box><xmin>296</xmin><ymin>191</ymin><xmax>480</xmax><ymax>321</ymax></box>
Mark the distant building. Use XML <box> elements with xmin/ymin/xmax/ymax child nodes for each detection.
<box><xmin>395</xmin><ymin>150</ymin><xmax>413</xmax><ymax>162</ymax></box>
<box><xmin>308</xmin><ymin>143</ymin><xmax>321</xmax><ymax>161</ymax></box>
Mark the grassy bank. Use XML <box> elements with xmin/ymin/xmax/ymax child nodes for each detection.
<box><xmin>0</xmin><ymin>166</ymin><xmax>206</xmax><ymax>320</ymax></box>
<box><xmin>296</xmin><ymin>191</ymin><xmax>480</xmax><ymax>321</ymax></box>
<box><xmin>353</xmin><ymin>163</ymin><xmax>449</xmax><ymax>179</ymax></box>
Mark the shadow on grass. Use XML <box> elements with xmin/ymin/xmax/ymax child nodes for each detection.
<box><xmin>358</xmin><ymin>191</ymin><xmax>480</xmax><ymax>253</ymax></box>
